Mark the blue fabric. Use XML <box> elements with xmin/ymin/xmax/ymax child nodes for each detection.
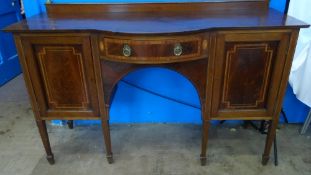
<box><xmin>0</xmin><ymin>0</ymin><xmax>22</xmax><ymax>86</ymax></box>
<box><xmin>110</xmin><ymin>68</ymin><xmax>201</xmax><ymax>123</ymax></box>
<box><xmin>23</xmin><ymin>0</ymin><xmax>46</xmax><ymax>17</ymax></box>
<box><xmin>282</xmin><ymin>85</ymin><xmax>309</xmax><ymax>123</ymax></box>
<box><xmin>270</xmin><ymin>0</ymin><xmax>286</xmax><ymax>12</ymax></box>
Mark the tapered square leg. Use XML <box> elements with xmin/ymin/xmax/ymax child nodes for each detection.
<box><xmin>106</xmin><ymin>154</ymin><xmax>114</xmax><ymax>164</ymax></box>
<box><xmin>101</xmin><ymin>119</ymin><xmax>113</xmax><ymax>164</ymax></box>
<box><xmin>262</xmin><ymin>155</ymin><xmax>270</xmax><ymax>165</ymax></box>
<box><xmin>262</xmin><ymin>120</ymin><xmax>277</xmax><ymax>166</ymax></box>
<box><xmin>46</xmin><ymin>154</ymin><xmax>55</xmax><ymax>165</ymax></box>
<box><xmin>200</xmin><ymin>155</ymin><xmax>207</xmax><ymax>166</ymax></box>
<box><xmin>200</xmin><ymin>121</ymin><xmax>210</xmax><ymax>166</ymax></box>
<box><xmin>67</xmin><ymin>120</ymin><xmax>74</xmax><ymax>129</ymax></box>
<box><xmin>36</xmin><ymin>120</ymin><xmax>55</xmax><ymax>165</ymax></box>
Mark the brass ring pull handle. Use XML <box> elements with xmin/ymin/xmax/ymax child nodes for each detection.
<box><xmin>174</xmin><ymin>43</ymin><xmax>183</xmax><ymax>56</ymax></box>
<box><xmin>123</xmin><ymin>44</ymin><xmax>131</xmax><ymax>57</ymax></box>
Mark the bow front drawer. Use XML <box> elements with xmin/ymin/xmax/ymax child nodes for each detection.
<box><xmin>99</xmin><ymin>36</ymin><xmax>207</xmax><ymax>63</ymax></box>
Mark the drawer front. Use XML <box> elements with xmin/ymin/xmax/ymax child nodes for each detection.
<box><xmin>100</xmin><ymin>36</ymin><xmax>207</xmax><ymax>63</ymax></box>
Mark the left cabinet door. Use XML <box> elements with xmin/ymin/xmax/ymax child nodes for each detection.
<box><xmin>17</xmin><ymin>35</ymin><xmax>99</xmax><ymax>119</ymax></box>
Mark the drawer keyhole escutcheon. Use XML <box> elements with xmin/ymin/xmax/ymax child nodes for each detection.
<box><xmin>174</xmin><ymin>43</ymin><xmax>183</xmax><ymax>56</ymax></box>
<box><xmin>123</xmin><ymin>44</ymin><xmax>131</xmax><ymax>57</ymax></box>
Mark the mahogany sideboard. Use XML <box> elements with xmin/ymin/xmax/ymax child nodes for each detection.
<box><xmin>4</xmin><ymin>0</ymin><xmax>309</xmax><ymax>166</ymax></box>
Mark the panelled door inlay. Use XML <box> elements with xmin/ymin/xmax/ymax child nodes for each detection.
<box><xmin>36</xmin><ymin>46</ymin><xmax>89</xmax><ymax>110</ymax></box>
<box><xmin>212</xmin><ymin>31</ymin><xmax>291</xmax><ymax>119</ymax></box>
<box><xmin>19</xmin><ymin>35</ymin><xmax>100</xmax><ymax>119</ymax></box>
<box><xmin>221</xmin><ymin>43</ymin><xmax>276</xmax><ymax>109</ymax></box>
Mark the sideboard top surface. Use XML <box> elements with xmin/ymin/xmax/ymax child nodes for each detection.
<box><xmin>5</xmin><ymin>2</ymin><xmax>309</xmax><ymax>35</ymax></box>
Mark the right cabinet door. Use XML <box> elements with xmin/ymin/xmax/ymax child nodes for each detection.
<box><xmin>211</xmin><ymin>31</ymin><xmax>291</xmax><ymax>119</ymax></box>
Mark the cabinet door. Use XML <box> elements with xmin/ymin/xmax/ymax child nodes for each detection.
<box><xmin>20</xmin><ymin>35</ymin><xmax>99</xmax><ymax>119</ymax></box>
<box><xmin>211</xmin><ymin>31</ymin><xmax>290</xmax><ymax>119</ymax></box>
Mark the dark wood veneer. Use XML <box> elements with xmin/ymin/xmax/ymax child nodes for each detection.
<box><xmin>19</xmin><ymin>35</ymin><xmax>100</xmax><ymax>118</ymax></box>
<box><xmin>46</xmin><ymin>1</ymin><xmax>269</xmax><ymax>15</ymax></box>
<box><xmin>4</xmin><ymin>3</ymin><xmax>309</xmax><ymax>34</ymax></box>
<box><xmin>4</xmin><ymin>0</ymin><xmax>309</xmax><ymax>167</ymax></box>
<box><xmin>101</xmin><ymin>36</ymin><xmax>205</xmax><ymax>63</ymax></box>
<box><xmin>35</xmin><ymin>45</ymin><xmax>90</xmax><ymax>110</ymax></box>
